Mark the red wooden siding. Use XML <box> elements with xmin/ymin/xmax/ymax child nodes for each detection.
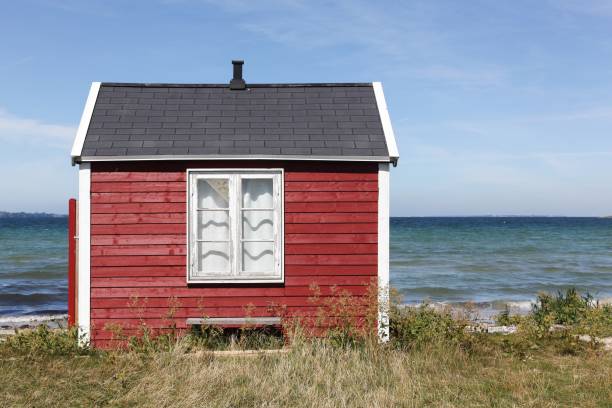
<box><xmin>89</xmin><ymin>161</ymin><xmax>378</xmax><ymax>345</ymax></box>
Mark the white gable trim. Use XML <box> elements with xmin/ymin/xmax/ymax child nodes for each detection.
<box><xmin>77</xmin><ymin>163</ymin><xmax>91</xmax><ymax>346</ymax></box>
<box><xmin>377</xmin><ymin>162</ymin><xmax>390</xmax><ymax>342</ymax></box>
<box><xmin>372</xmin><ymin>82</ymin><xmax>399</xmax><ymax>165</ymax></box>
<box><xmin>71</xmin><ymin>82</ymin><xmax>101</xmax><ymax>164</ymax></box>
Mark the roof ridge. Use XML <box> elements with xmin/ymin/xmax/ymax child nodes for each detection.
<box><xmin>100</xmin><ymin>82</ymin><xmax>374</xmax><ymax>88</ymax></box>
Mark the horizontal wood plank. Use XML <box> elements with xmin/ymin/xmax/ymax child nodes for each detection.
<box><xmin>285</xmin><ymin>233</ymin><xmax>376</xmax><ymax>244</ymax></box>
<box><xmin>92</xmin><ymin>181</ymin><xmax>186</xmax><ymax>193</ymax></box>
<box><xmin>92</xmin><ymin>192</ymin><xmax>186</xmax><ymax>204</ymax></box>
<box><xmin>91</xmin><ymin>255</ymin><xmax>185</xmax><ymax>267</ymax></box>
<box><xmin>92</xmin><ymin>172</ymin><xmax>187</xmax><ymax>182</ymax></box>
<box><xmin>91</xmin><ymin>224</ymin><xmax>185</xmax><ymax>235</ymax></box>
<box><xmin>285</xmin><ymin>202</ymin><xmax>377</xmax><ymax>213</ymax></box>
<box><xmin>92</xmin><ymin>266</ymin><xmax>186</xmax><ymax>278</ymax></box>
<box><xmin>285</xmin><ymin>191</ymin><xmax>377</xmax><ymax>202</ymax></box>
<box><xmin>285</xmin><ymin>213</ymin><xmax>376</xmax><ymax>224</ymax></box>
<box><xmin>92</xmin><ymin>307</ymin><xmax>365</xmax><ymax>319</ymax></box>
<box><xmin>285</xmin><ymin>254</ymin><xmax>377</xmax><ymax>265</ymax></box>
<box><xmin>91</xmin><ymin>234</ymin><xmax>186</xmax><ymax>246</ymax></box>
<box><xmin>286</xmin><ymin>265</ymin><xmax>376</xmax><ymax>275</ymax></box>
<box><xmin>91</xmin><ymin>275</ymin><xmax>371</xmax><ymax>288</ymax></box>
<box><xmin>91</xmin><ymin>285</ymin><xmax>370</xmax><ymax>298</ymax></box>
<box><xmin>92</xmin><ymin>213</ymin><xmax>185</xmax><ymax>225</ymax></box>
<box><xmin>91</xmin><ymin>245</ymin><xmax>186</xmax><ymax>257</ymax></box>
<box><xmin>91</xmin><ymin>265</ymin><xmax>376</xmax><ymax>278</ymax></box>
<box><xmin>285</xmin><ymin>243</ymin><xmax>376</xmax><ymax>255</ymax></box>
<box><xmin>284</xmin><ymin>181</ymin><xmax>377</xmax><ymax>192</ymax></box>
<box><xmin>285</xmin><ymin>223</ymin><xmax>377</xmax><ymax>234</ymax></box>
<box><xmin>91</xmin><ymin>295</ymin><xmax>369</xmax><ymax>309</ymax></box>
<box><xmin>92</xmin><ymin>203</ymin><xmax>186</xmax><ymax>214</ymax></box>
<box><xmin>284</xmin><ymin>172</ymin><xmax>378</xmax><ymax>182</ymax></box>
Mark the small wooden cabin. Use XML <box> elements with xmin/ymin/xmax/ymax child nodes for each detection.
<box><xmin>69</xmin><ymin>61</ymin><xmax>399</xmax><ymax>347</ymax></box>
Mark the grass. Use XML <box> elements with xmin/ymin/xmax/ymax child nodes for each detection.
<box><xmin>1</xmin><ymin>339</ymin><xmax>610</xmax><ymax>407</ymax></box>
<box><xmin>0</xmin><ymin>288</ymin><xmax>610</xmax><ymax>407</ymax></box>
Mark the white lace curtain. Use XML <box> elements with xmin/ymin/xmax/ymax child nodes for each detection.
<box><xmin>196</xmin><ymin>177</ymin><xmax>275</xmax><ymax>275</ymax></box>
<box><xmin>241</xmin><ymin>179</ymin><xmax>274</xmax><ymax>274</ymax></box>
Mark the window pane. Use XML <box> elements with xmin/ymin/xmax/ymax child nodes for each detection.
<box><xmin>197</xmin><ymin>242</ymin><xmax>230</xmax><ymax>275</ymax></box>
<box><xmin>242</xmin><ymin>179</ymin><xmax>273</xmax><ymax>209</ymax></box>
<box><xmin>241</xmin><ymin>242</ymin><xmax>274</xmax><ymax>275</ymax></box>
<box><xmin>197</xmin><ymin>210</ymin><xmax>229</xmax><ymax>241</ymax></box>
<box><xmin>198</xmin><ymin>178</ymin><xmax>229</xmax><ymax>209</ymax></box>
<box><xmin>242</xmin><ymin>210</ymin><xmax>273</xmax><ymax>240</ymax></box>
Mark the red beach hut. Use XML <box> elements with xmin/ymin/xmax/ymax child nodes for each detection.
<box><xmin>68</xmin><ymin>61</ymin><xmax>399</xmax><ymax>347</ymax></box>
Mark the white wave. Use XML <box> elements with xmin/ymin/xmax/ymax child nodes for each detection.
<box><xmin>0</xmin><ymin>314</ymin><xmax>67</xmax><ymax>325</ymax></box>
<box><xmin>504</xmin><ymin>301</ymin><xmax>536</xmax><ymax>312</ymax></box>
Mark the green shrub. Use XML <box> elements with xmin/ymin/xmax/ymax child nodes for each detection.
<box><xmin>575</xmin><ymin>303</ymin><xmax>612</xmax><ymax>337</ymax></box>
<box><xmin>493</xmin><ymin>288</ymin><xmax>612</xmax><ymax>356</ymax></box>
<box><xmin>495</xmin><ymin>307</ymin><xmax>524</xmax><ymax>326</ymax></box>
<box><xmin>0</xmin><ymin>325</ymin><xmax>90</xmax><ymax>357</ymax></box>
<box><xmin>532</xmin><ymin>288</ymin><xmax>593</xmax><ymax>327</ymax></box>
<box><xmin>389</xmin><ymin>304</ymin><xmax>468</xmax><ymax>350</ymax></box>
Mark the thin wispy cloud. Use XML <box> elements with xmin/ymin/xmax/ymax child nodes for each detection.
<box><xmin>407</xmin><ymin>146</ymin><xmax>612</xmax><ymax>164</ymax></box>
<box><xmin>0</xmin><ymin>56</ymin><xmax>34</xmax><ymax>72</ymax></box>
<box><xmin>38</xmin><ymin>0</ymin><xmax>116</xmax><ymax>17</ymax></box>
<box><xmin>520</xmin><ymin>107</ymin><xmax>612</xmax><ymax>123</ymax></box>
<box><xmin>552</xmin><ymin>0</ymin><xmax>612</xmax><ymax>18</ymax></box>
<box><xmin>193</xmin><ymin>0</ymin><xmax>503</xmax><ymax>88</ymax></box>
<box><xmin>403</xmin><ymin>65</ymin><xmax>507</xmax><ymax>88</ymax></box>
<box><xmin>0</xmin><ymin>109</ymin><xmax>76</xmax><ymax>149</ymax></box>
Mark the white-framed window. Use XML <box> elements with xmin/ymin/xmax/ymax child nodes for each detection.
<box><xmin>187</xmin><ymin>169</ymin><xmax>283</xmax><ymax>283</ymax></box>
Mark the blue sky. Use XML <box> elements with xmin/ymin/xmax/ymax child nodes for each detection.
<box><xmin>1</xmin><ymin>0</ymin><xmax>611</xmax><ymax>216</ymax></box>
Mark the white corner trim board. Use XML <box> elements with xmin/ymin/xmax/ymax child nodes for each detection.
<box><xmin>77</xmin><ymin>163</ymin><xmax>91</xmax><ymax>345</ymax></box>
<box><xmin>372</xmin><ymin>82</ymin><xmax>399</xmax><ymax>164</ymax></box>
<box><xmin>377</xmin><ymin>163</ymin><xmax>390</xmax><ymax>342</ymax></box>
<box><xmin>71</xmin><ymin>82</ymin><xmax>101</xmax><ymax>162</ymax></box>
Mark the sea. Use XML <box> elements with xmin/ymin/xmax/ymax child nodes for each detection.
<box><xmin>1</xmin><ymin>216</ymin><xmax>611</xmax><ymax>322</ymax></box>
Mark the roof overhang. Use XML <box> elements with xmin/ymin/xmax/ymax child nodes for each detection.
<box><xmin>71</xmin><ymin>82</ymin><xmax>100</xmax><ymax>166</ymax></box>
<box><xmin>372</xmin><ymin>82</ymin><xmax>400</xmax><ymax>166</ymax></box>
<box><xmin>74</xmin><ymin>154</ymin><xmax>391</xmax><ymax>164</ymax></box>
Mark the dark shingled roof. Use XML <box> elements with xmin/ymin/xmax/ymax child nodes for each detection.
<box><xmin>77</xmin><ymin>83</ymin><xmax>391</xmax><ymax>162</ymax></box>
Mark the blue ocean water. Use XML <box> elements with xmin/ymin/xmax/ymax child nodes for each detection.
<box><xmin>0</xmin><ymin>216</ymin><xmax>68</xmax><ymax>318</ymax></box>
<box><xmin>0</xmin><ymin>216</ymin><xmax>611</xmax><ymax>318</ymax></box>
<box><xmin>391</xmin><ymin>217</ymin><xmax>612</xmax><ymax>307</ymax></box>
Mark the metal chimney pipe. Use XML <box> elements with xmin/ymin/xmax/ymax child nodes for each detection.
<box><xmin>229</xmin><ymin>60</ymin><xmax>246</xmax><ymax>90</ymax></box>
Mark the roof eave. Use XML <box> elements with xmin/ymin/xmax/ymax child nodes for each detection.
<box><xmin>76</xmin><ymin>154</ymin><xmax>391</xmax><ymax>164</ymax></box>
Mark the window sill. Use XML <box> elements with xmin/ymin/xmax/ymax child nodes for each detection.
<box><xmin>186</xmin><ymin>277</ymin><xmax>285</xmax><ymax>285</ymax></box>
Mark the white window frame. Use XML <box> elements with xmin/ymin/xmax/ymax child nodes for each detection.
<box><xmin>187</xmin><ymin>168</ymin><xmax>284</xmax><ymax>284</ymax></box>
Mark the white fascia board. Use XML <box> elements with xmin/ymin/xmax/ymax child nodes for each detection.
<box><xmin>77</xmin><ymin>163</ymin><xmax>91</xmax><ymax>346</ymax></box>
<box><xmin>377</xmin><ymin>163</ymin><xmax>390</xmax><ymax>342</ymax></box>
<box><xmin>372</xmin><ymin>82</ymin><xmax>399</xmax><ymax>165</ymax></box>
<box><xmin>78</xmin><ymin>154</ymin><xmax>390</xmax><ymax>163</ymax></box>
<box><xmin>71</xmin><ymin>82</ymin><xmax>101</xmax><ymax>165</ymax></box>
